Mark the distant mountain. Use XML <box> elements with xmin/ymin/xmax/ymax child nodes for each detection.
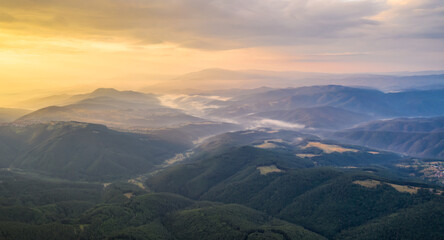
<box><xmin>145</xmin><ymin>68</ymin><xmax>324</xmax><ymax>92</ymax></box>
<box><xmin>252</xmin><ymin>106</ymin><xmax>371</xmax><ymax>129</ymax></box>
<box><xmin>193</xmin><ymin>86</ymin><xmax>275</xmax><ymax>98</ymax></box>
<box><xmin>146</xmin><ymin>68</ymin><xmax>444</xmax><ymax>92</ymax></box>
<box><xmin>346</xmin><ymin>117</ymin><xmax>444</xmax><ymax>132</ymax></box>
<box><xmin>207</xmin><ymin>85</ymin><xmax>444</xmax><ymax>119</ymax></box>
<box><xmin>67</xmin><ymin>88</ymin><xmax>156</xmax><ymax>104</ymax></box>
<box><xmin>16</xmin><ymin>88</ymin><xmax>205</xmax><ymax>128</ymax></box>
<box><xmin>16</xmin><ymin>94</ymin><xmax>72</xmax><ymax>109</ymax></box>
<box><xmin>0</xmin><ymin>122</ymin><xmax>188</xmax><ymax>180</ymax></box>
<box><xmin>333</xmin><ymin>117</ymin><xmax>444</xmax><ymax>159</ymax></box>
<box><xmin>0</xmin><ymin>108</ymin><xmax>31</xmax><ymax>123</ymax></box>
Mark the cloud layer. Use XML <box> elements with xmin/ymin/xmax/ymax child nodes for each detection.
<box><xmin>1</xmin><ymin>0</ymin><xmax>442</xmax><ymax>50</ymax></box>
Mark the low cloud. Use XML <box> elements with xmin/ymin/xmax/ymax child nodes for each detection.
<box><xmin>250</xmin><ymin>119</ymin><xmax>305</xmax><ymax>129</ymax></box>
<box><xmin>158</xmin><ymin>94</ymin><xmax>230</xmax><ymax>118</ymax></box>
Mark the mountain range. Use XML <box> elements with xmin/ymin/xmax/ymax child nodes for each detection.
<box><xmin>1</xmin><ymin>82</ymin><xmax>444</xmax><ymax>239</ymax></box>
<box><xmin>207</xmin><ymin>85</ymin><xmax>444</xmax><ymax>119</ymax></box>
<box><xmin>147</xmin><ymin>142</ymin><xmax>443</xmax><ymax>239</ymax></box>
<box><xmin>145</xmin><ymin>68</ymin><xmax>444</xmax><ymax>92</ymax></box>
<box><xmin>251</xmin><ymin>106</ymin><xmax>371</xmax><ymax>129</ymax></box>
<box><xmin>0</xmin><ymin>122</ymin><xmax>188</xmax><ymax>180</ymax></box>
<box><xmin>333</xmin><ymin>117</ymin><xmax>444</xmax><ymax>159</ymax></box>
<box><xmin>15</xmin><ymin>88</ymin><xmax>205</xmax><ymax>129</ymax></box>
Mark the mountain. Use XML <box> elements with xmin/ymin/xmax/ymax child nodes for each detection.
<box><xmin>194</xmin><ymin>128</ymin><xmax>318</xmax><ymax>154</ymax></box>
<box><xmin>192</xmin><ymin>86</ymin><xmax>275</xmax><ymax>98</ymax></box>
<box><xmin>3</xmin><ymin>83</ymin><xmax>444</xmax><ymax>239</ymax></box>
<box><xmin>207</xmin><ymin>85</ymin><xmax>444</xmax><ymax>120</ymax></box>
<box><xmin>146</xmin><ymin>145</ymin><xmax>442</xmax><ymax>238</ymax></box>
<box><xmin>1</xmin><ymin>116</ymin><xmax>443</xmax><ymax>239</ymax></box>
<box><xmin>16</xmin><ymin>94</ymin><xmax>73</xmax><ymax>110</ymax></box>
<box><xmin>1</xmin><ymin>142</ymin><xmax>442</xmax><ymax>239</ymax></box>
<box><xmin>0</xmin><ymin>170</ymin><xmax>325</xmax><ymax>240</ymax></box>
<box><xmin>144</xmin><ymin>68</ymin><xmax>326</xmax><ymax>92</ymax></box>
<box><xmin>193</xmin><ymin>129</ymin><xmax>400</xmax><ymax>167</ymax></box>
<box><xmin>67</xmin><ymin>88</ymin><xmax>157</xmax><ymax>104</ymax></box>
<box><xmin>146</xmin><ymin>68</ymin><xmax>444</xmax><ymax>92</ymax></box>
<box><xmin>347</xmin><ymin>116</ymin><xmax>444</xmax><ymax>132</ymax></box>
<box><xmin>145</xmin><ymin>122</ymin><xmax>242</xmax><ymax>148</ymax></box>
<box><xmin>17</xmin><ymin>88</ymin><xmax>155</xmax><ymax>109</ymax></box>
<box><xmin>0</xmin><ymin>122</ymin><xmax>188</xmax><ymax>180</ymax></box>
<box><xmin>333</xmin><ymin>117</ymin><xmax>444</xmax><ymax>159</ymax></box>
<box><xmin>336</xmin><ymin>198</ymin><xmax>444</xmax><ymax>240</ymax></box>
<box><xmin>251</xmin><ymin>106</ymin><xmax>371</xmax><ymax>129</ymax></box>
<box><xmin>16</xmin><ymin>88</ymin><xmax>205</xmax><ymax>129</ymax></box>
<box><xmin>80</xmin><ymin>194</ymin><xmax>325</xmax><ymax>240</ymax></box>
<box><xmin>148</xmin><ymin>146</ymin><xmax>314</xmax><ymax>199</ymax></box>
<box><xmin>0</xmin><ymin>108</ymin><xmax>31</xmax><ymax>123</ymax></box>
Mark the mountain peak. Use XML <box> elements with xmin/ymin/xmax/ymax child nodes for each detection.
<box><xmin>91</xmin><ymin>88</ymin><xmax>120</xmax><ymax>95</ymax></box>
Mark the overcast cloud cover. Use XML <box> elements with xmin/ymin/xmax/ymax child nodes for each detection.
<box><xmin>0</xmin><ymin>0</ymin><xmax>442</xmax><ymax>49</ymax></box>
<box><xmin>0</xmin><ymin>0</ymin><xmax>443</xmax><ymax>86</ymax></box>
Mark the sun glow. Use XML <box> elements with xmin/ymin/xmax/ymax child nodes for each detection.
<box><xmin>0</xmin><ymin>0</ymin><xmax>442</xmax><ymax>107</ymax></box>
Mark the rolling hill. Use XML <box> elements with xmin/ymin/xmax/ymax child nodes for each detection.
<box><xmin>194</xmin><ymin>129</ymin><xmax>400</xmax><ymax>167</ymax></box>
<box><xmin>0</xmin><ymin>122</ymin><xmax>188</xmax><ymax>180</ymax></box>
<box><xmin>146</xmin><ymin>68</ymin><xmax>444</xmax><ymax>92</ymax></box>
<box><xmin>343</xmin><ymin>116</ymin><xmax>444</xmax><ymax>132</ymax></box>
<box><xmin>336</xmin><ymin>198</ymin><xmax>444</xmax><ymax>240</ymax></box>
<box><xmin>333</xmin><ymin>117</ymin><xmax>444</xmax><ymax>159</ymax></box>
<box><xmin>146</xmin><ymin>145</ymin><xmax>443</xmax><ymax>238</ymax></box>
<box><xmin>0</xmin><ymin>170</ymin><xmax>325</xmax><ymax>240</ymax></box>
<box><xmin>207</xmin><ymin>85</ymin><xmax>444</xmax><ymax>120</ymax></box>
<box><xmin>16</xmin><ymin>88</ymin><xmax>204</xmax><ymax>129</ymax></box>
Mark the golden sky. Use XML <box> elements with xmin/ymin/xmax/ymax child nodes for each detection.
<box><xmin>0</xmin><ymin>0</ymin><xmax>443</xmax><ymax>106</ymax></box>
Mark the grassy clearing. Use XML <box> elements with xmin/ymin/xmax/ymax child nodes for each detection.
<box><xmin>257</xmin><ymin>165</ymin><xmax>284</xmax><ymax>175</ymax></box>
<box><xmin>302</xmin><ymin>142</ymin><xmax>359</xmax><ymax>154</ymax></box>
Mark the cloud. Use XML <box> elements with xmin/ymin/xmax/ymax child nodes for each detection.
<box><xmin>158</xmin><ymin>94</ymin><xmax>230</xmax><ymax>118</ymax></box>
<box><xmin>250</xmin><ymin>119</ymin><xmax>305</xmax><ymax>129</ymax></box>
<box><xmin>0</xmin><ymin>0</ymin><xmax>442</xmax><ymax>73</ymax></box>
<box><xmin>3</xmin><ymin>0</ymin><xmax>441</xmax><ymax>50</ymax></box>
<box><xmin>371</xmin><ymin>0</ymin><xmax>444</xmax><ymax>39</ymax></box>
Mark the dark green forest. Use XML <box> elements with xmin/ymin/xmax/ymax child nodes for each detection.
<box><xmin>1</xmin><ymin>145</ymin><xmax>443</xmax><ymax>239</ymax></box>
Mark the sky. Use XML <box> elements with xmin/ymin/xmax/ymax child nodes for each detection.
<box><xmin>0</xmin><ymin>0</ymin><xmax>443</xmax><ymax>104</ymax></box>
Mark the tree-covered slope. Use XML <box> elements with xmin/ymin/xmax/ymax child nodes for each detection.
<box><xmin>336</xmin><ymin>198</ymin><xmax>444</xmax><ymax>240</ymax></box>
<box><xmin>146</xmin><ymin>145</ymin><xmax>443</xmax><ymax>238</ymax></box>
<box><xmin>16</xmin><ymin>88</ymin><xmax>204</xmax><ymax>128</ymax></box>
<box><xmin>0</xmin><ymin>170</ymin><xmax>326</xmax><ymax>240</ymax></box>
<box><xmin>209</xmin><ymin>85</ymin><xmax>444</xmax><ymax>118</ymax></box>
<box><xmin>334</xmin><ymin>117</ymin><xmax>444</xmax><ymax>159</ymax></box>
<box><xmin>148</xmin><ymin>146</ymin><xmax>313</xmax><ymax>199</ymax></box>
<box><xmin>0</xmin><ymin>122</ymin><xmax>188</xmax><ymax>180</ymax></box>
